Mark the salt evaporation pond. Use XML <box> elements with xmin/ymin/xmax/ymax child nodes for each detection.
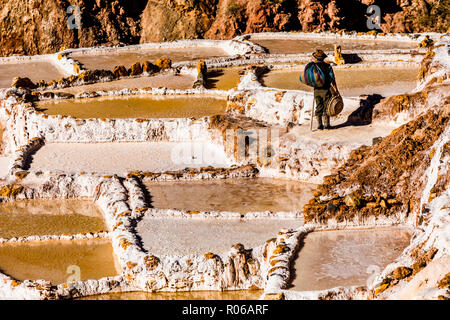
<box><xmin>262</xmin><ymin>66</ymin><xmax>419</xmax><ymax>97</ymax></box>
<box><xmin>28</xmin><ymin>142</ymin><xmax>232</xmax><ymax>174</ymax></box>
<box><xmin>205</xmin><ymin>67</ymin><xmax>245</xmax><ymax>90</ymax></box>
<box><xmin>38</xmin><ymin>95</ymin><xmax>227</xmax><ymax>119</ymax></box>
<box><xmin>78</xmin><ymin>290</ymin><xmax>264</xmax><ymax>300</ymax></box>
<box><xmin>252</xmin><ymin>38</ymin><xmax>417</xmax><ymax>54</ymax></box>
<box><xmin>71</xmin><ymin>47</ymin><xmax>228</xmax><ymax>71</ymax></box>
<box><xmin>0</xmin><ymin>239</ymin><xmax>120</xmax><ymax>284</ymax></box>
<box><xmin>137</xmin><ymin>217</ymin><xmax>303</xmax><ymax>256</ymax></box>
<box><xmin>145</xmin><ymin>178</ymin><xmax>316</xmax><ymax>213</ymax></box>
<box><xmin>51</xmin><ymin>73</ymin><xmax>197</xmax><ymax>94</ymax></box>
<box><xmin>0</xmin><ymin>199</ymin><xmax>106</xmax><ymax>239</ymax></box>
<box><xmin>0</xmin><ymin>60</ymin><xmax>65</xmax><ymax>88</ymax></box>
<box><xmin>289</xmin><ymin>228</ymin><xmax>412</xmax><ymax>291</ymax></box>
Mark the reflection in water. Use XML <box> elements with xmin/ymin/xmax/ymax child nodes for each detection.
<box><xmin>72</xmin><ymin>47</ymin><xmax>228</xmax><ymax>71</ymax></box>
<box><xmin>145</xmin><ymin>178</ymin><xmax>316</xmax><ymax>213</ymax></box>
<box><xmin>290</xmin><ymin>228</ymin><xmax>412</xmax><ymax>291</ymax></box>
<box><xmin>0</xmin><ymin>239</ymin><xmax>120</xmax><ymax>285</ymax></box>
<box><xmin>205</xmin><ymin>67</ymin><xmax>245</xmax><ymax>90</ymax></box>
<box><xmin>0</xmin><ymin>199</ymin><xmax>106</xmax><ymax>239</ymax></box>
<box><xmin>253</xmin><ymin>39</ymin><xmax>416</xmax><ymax>54</ymax></box>
<box><xmin>78</xmin><ymin>290</ymin><xmax>264</xmax><ymax>300</ymax></box>
<box><xmin>38</xmin><ymin>95</ymin><xmax>227</xmax><ymax>119</ymax></box>
<box><xmin>261</xmin><ymin>67</ymin><xmax>419</xmax><ymax>97</ymax></box>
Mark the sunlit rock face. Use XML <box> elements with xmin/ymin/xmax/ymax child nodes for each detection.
<box><xmin>1</xmin><ymin>0</ymin><xmax>448</xmax><ymax>56</ymax></box>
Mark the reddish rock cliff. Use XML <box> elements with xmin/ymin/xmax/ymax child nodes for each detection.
<box><xmin>0</xmin><ymin>0</ymin><xmax>448</xmax><ymax>56</ymax></box>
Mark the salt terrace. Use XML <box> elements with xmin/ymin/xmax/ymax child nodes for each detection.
<box><xmin>0</xmin><ymin>31</ymin><xmax>448</xmax><ymax>300</ymax></box>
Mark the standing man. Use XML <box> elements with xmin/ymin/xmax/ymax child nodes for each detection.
<box><xmin>312</xmin><ymin>49</ymin><xmax>340</xmax><ymax>130</ymax></box>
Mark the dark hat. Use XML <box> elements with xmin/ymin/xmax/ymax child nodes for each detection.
<box><xmin>313</xmin><ymin>49</ymin><xmax>327</xmax><ymax>60</ymax></box>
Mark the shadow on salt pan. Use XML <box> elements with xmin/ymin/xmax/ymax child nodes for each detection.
<box><xmin>289</xmin><ymin>228</ymin><xmax>412</xmax><ymax>291</ymax></box>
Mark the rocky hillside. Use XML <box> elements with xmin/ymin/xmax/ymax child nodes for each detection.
<box><xmin>0</xmin><ymin>0</ymin><xmax>448</xmax><ymax>56</ymax></box>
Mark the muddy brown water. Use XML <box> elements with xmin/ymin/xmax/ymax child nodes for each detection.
<box><xmin>252</xmin><ymin>39</ymin><xmax>417</xmax><ymax>54</ymax></box>
<box><xmin>261</xmin><ymin>66</ymin><xmax>419</xmax><ymax>96</ymax></box>
<box><xmin>0</xmin><ymin>199</ymin><xmax>106</xmax><ymax>239</ymax></box>
<box><xmin>205</xmin><ymin>67</ymin><xmax>245</xmax><ymax>90</ymax></box>
<box><xmin>289</xmin><ymin>228</ymin><xmax>412</xmax><ymax>291</ymax></box>
<box><xmin>0</xmin><ymin>61</ymin><xmax>65</xmax><ymax>88</ymax></box>
<box><xmin>0</xmin><ymin>239</ymin><xmax>120</xmax><ymax>284</ymax></box>
<box><xmin>145</xmin><ymin>178</ymin><xmax>316</xmax><ymax>213</ymax></box>
<box><xmin>71</xmin><ymin>47</ymin><xmax>228</xmax><ymax>71</ymax></box>
<box><xmin>38</xmin><ymin>95</ymin><xmax>227</xmax><ymax>119</ymax></box>
<box><xmin>77</xmin><ymin>290</ymin><xmax>264</xmax><ymax>300</ymax></box>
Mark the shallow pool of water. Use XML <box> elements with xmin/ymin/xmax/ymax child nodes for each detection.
<box><xmin>145</xmin><ymin>178</ymin><xmax>316</xmax><ymax>213</ymax></box>
<box><xmin>78</xmin><ymin>290</ymin><xmax>263</xmax><ymax>300</ymax></box>
<box><xmin>252</xmin><ymin>39</ymin><xmax>417</xmax><ymax>54</ymax></box>
<box><xmin>52</xmin><ymin>74</ymin><xmax>196</xmax><ymax>94</ymax></box>
<box><xmin>0</xmin><ymin>199</ymin><xmax>106</xmax><ymax>239</ymax></box>
<box><xmin>205</xmin><ymin>67</ymin><xmax>245</xmax><ymax>90</ymax></box>
<box><xmin>0</xmin><ymin>239</ymin><xmax>120</xmax><ymax>284</ymax></box>
<box><xmin>72</xmin><ymin>47</ymin><xmax>228</xmax><ymax>71</ymax></box>
<box><xmin>261</xmin><ymin>67</ymin><xmax>419</xmax><ymax>96</ymax></box>
<box><xmin>289</xmin><ymin>228</ymin><xmax>412</xmax><ymax>291</ymax></box>
<box><xmin>0</xmin><ymin>61</ymin><xmax>65</xmax><ymax>88</ymax></box>
<box><xmin>38</xmin><ymin>95</ymin><xmax>227</xmax><ymax>119</ymax></box>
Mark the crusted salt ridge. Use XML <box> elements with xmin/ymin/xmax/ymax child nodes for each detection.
<box><xmin>142</xmin><ymin>208</ymin><xmax>302</xmax><ymax>220</ymax></box>
<box><xmin>62</xmin><ymin>39</ymin><xmax>261</xmax><ymax>58</ymax></box>
<box><xmin>415</xmin><ymin>36</ymin><xmax>450</xmax><ymax>92</ymax></box>
<box><xmin>98</xmin><ymin>176</ymin><xmax>269</xmax><ymax>294</ymax></box>
<box><xmin>280</xmin><ymin>286</ymin><xmax>370</xmax><ymax>300</ymax></box>
<box><xmin>1</xmin><ymin>98</ymin><xmax>222</xmax><ymax>154</ymax></box>
<box><xmin>0</xmin><ymin>32</ymin><xmax>448</xmax><ymax>300</ymax></box>
<box><xmin>229</xmin><ymin>85</ymin><xmax>360</xmax><ymax>127</ymax></box>
<box><xmin>239</xmin><ymin>31</ymin><xmax>441</xmax><ymax>42</ymax></box>
<box><xmin>0</xmin><ymin>231</ymin><xmax>109</xmax><ymax>244</ymax></box>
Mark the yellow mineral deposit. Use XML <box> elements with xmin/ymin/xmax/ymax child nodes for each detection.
<box><xmin>334</xmin><ymin>45</ymin><xmax>345</xmax><ymax>65</ymax></box>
